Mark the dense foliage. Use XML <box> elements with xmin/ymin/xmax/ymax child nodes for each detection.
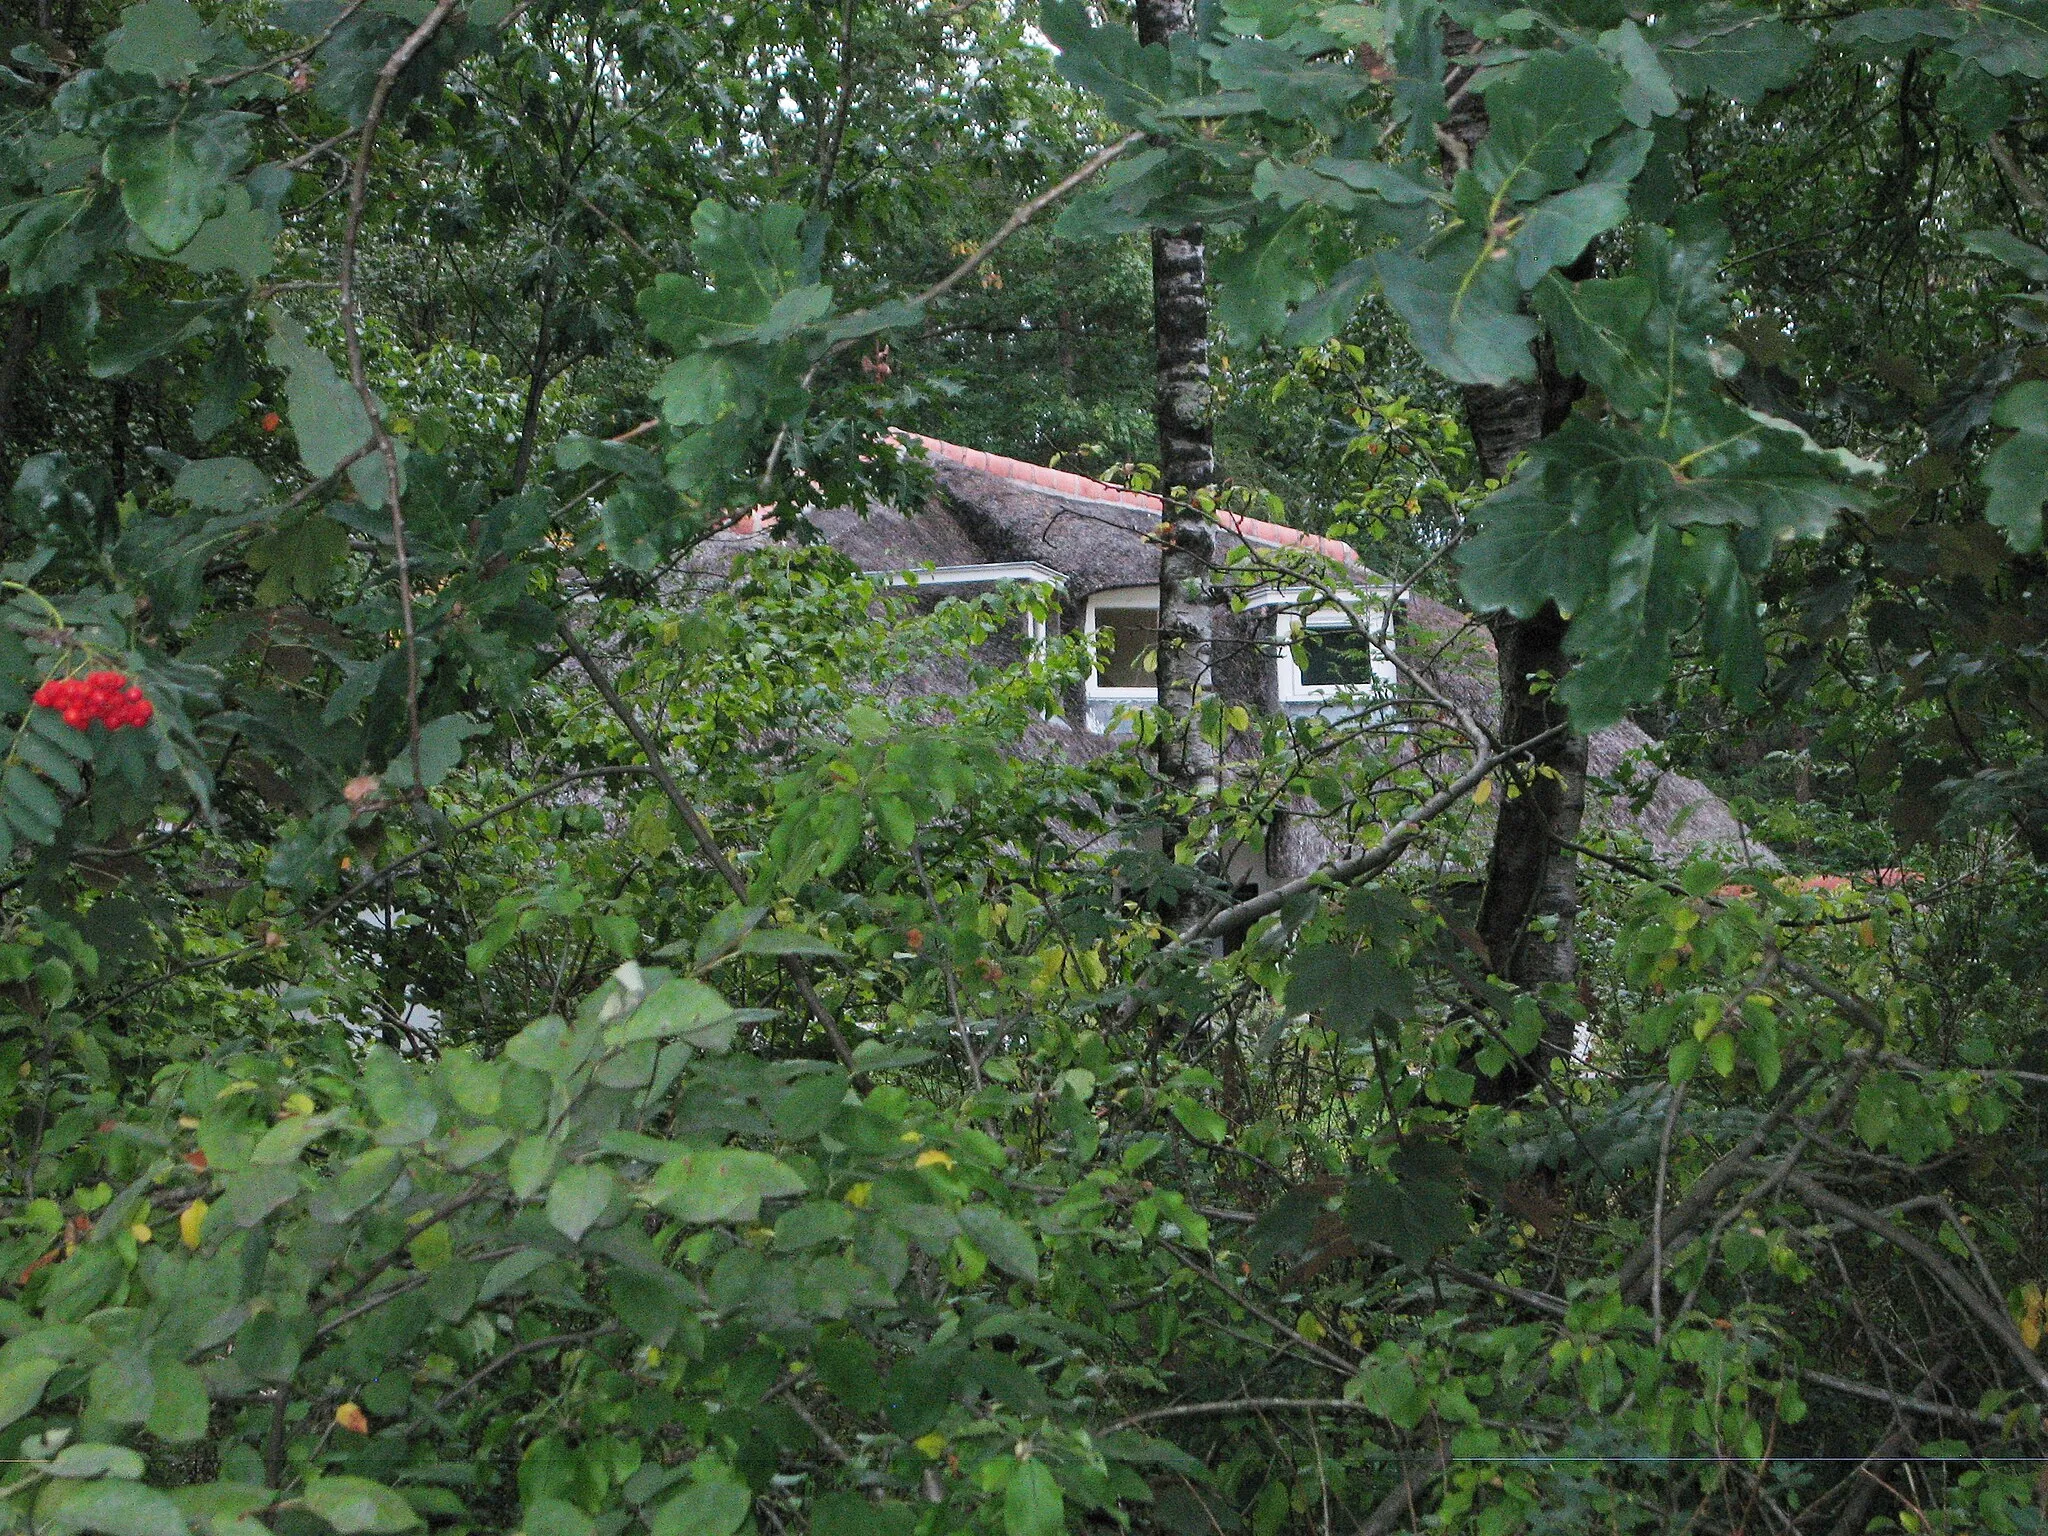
<box><xmin>0</xmin><ymin>0</ymin><xmax>2045</xmax><ymax>1534</ymax></box>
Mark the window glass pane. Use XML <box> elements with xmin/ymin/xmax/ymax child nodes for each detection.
<box><xmin>1298</xmin><ymin>624</ymin><xmax>1377</xmax><ymax>688</ymax></box>
<box><xmin>1093</xmin><ymin>606</ymin><xmax>1156</xmax><ymax>689</ymax></box>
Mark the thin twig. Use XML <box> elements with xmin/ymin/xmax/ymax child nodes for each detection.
<box><xmin>433</xmin><ymin>1326</ymin><xmax>615</xmax><ymax>1413</ymax></box>
<box><xmin>337</xmin><ymin>0</ymin><xmax>463</xmax><ymax>796</ymax></box>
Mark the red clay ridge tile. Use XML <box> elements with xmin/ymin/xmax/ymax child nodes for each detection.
<box><xmin>899</xmin><ymin>432</ymin><xmax>1359</xmax><ymax>564</ymax></box>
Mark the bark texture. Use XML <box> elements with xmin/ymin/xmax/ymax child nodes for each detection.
<box><xmin>1136</xmin><ymin>0</ymin><xmax>1219</xmax><ymax>804</ymax></box>
<box><xmin>1444</xmin><ymin>35</ymin><xmax>1592</xmax><ymax>1098</ymax></box>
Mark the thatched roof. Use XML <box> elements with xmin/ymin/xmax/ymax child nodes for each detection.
<box><xmin>698</xmin><ymin>434</ymin><xmax>1775</xmax><ymax>875</ymax></box>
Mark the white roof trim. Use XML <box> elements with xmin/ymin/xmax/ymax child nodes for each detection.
<box><xmin>869</xmin><ymin>561</ymin><xmax>1067</xmax><ymax>589</ymax></box>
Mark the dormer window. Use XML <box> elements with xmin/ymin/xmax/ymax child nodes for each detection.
<box><xmin>1257</xmin><ymin>589</ymin><xmax>1396</xmax><ymax>705</ymax></box>
<box><xmin>1084</xmin><ymin>586</ymin><xmax>1161</xmax><ymax>732</ymax></box>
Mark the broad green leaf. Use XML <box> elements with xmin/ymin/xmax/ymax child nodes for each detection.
<box><xmin>87</xmin><ymin>298</ymin><xmax>222</xmax><ymax>378</ymax></box>
<box><xmin>1004</xmin><ymin>1461</ymin><xmax>1064</xmax><ymax>1536</ymax></box>
<box><xmin>1473</xmin><ymin>47</ymin><xmax>1629</xmax><ymax>199</ymax></box>
<box><xmin>104</xmin><ymin>116</ymin><xmax>247</xmax><ymax>254</ymax></box>
<box><xmin>49</xmin><ymin>1445</ymin><xmax>147</xmax><ymax>1480</ymax></box>
<box><xmin>1963</xmin><ymin>228</ymin><xmax>2048</xmax><ymax>283</ymax></box>
<box><xmin>87</xmin><ymin>1350</ymin><xmax>153</xmax><ymax>1423</ymax></box>
<box><xmin>650</xmin><ymin>1477</ymin><xmax>749</xmax><ymax>1536</ymax></box>
<box><xmin>43</xmin><ymin>1480</ymin><xmax>189</xmax><ymax>1536</ymax></box>
<box><xmin>383</xmin><ymin>713</ymin><xmax>486</xmax><ymax>790</ymax></box>
<box><xmin>143</xmin><ymin>1359</ymin><xmax>208</xmax><ymax>1444</ymax></box>
<box><xmin>1375</xmin><ymin>244</ymin><xmax>1538</xmax><ymax>387</ymax></box>
<box><xmin>304</xmin><ymin>1476</ymin><xmax>423</xmax><ymax>1534</ymax></box>
<box><xmin>170</xmin><ymin>184</ymin><xmax>280</xmax><ymax>282</ymax></box>
<box><xmin>1167</xmin><ymin>1097</ymin><xmax>1229</xmax><ymax>1144</ymax></box>
<box><xmin>647</xmin><ymin>1147</ymin><xmax>807</xmax><ymax>1223</ymax></box>
<box><xmin>1512</xmin><ymin>182</ymin><xmax>1631</xmax><ymax>287</ymax></box>
<box><xmin>104</xmin><ymin>0</ymin><xmax>217</xmax><ymax>83</ymax></box>
<box><xmin>1650</xmin><ymin>13</ymin><xmax>1813</xmax><ymax>104</ymax></box>
<box><xmin>310</xmin><ymin>1146</ymin><xmax>404</xmax><ymax>1223</ymax></box>
<box><xmin>264</xmin><ymin>312</ymin><xmax>389</xmax><ymax>507</ymax></box>
<box><xmin>545</xmin><ymin>1163</ymin><xmax>618</xmax><ymax>1243</ymax></box>
<box><xmin>957</xmin><ymin>1206</ymin><xmax>1039</xmax><ymax>1281</ymax></box>
<box><xmin>606</xmin><ymin>976</ymin><xmax>740</xmax><ymax>1049</ymax></box>
<box><xmin>171</xmin><ymin>456</ymin><xmax>267</xmax><ymax>511</ymax></box>
<box><xmin>1985</xmin><ymin>379</ymin><xmax>2048</xmax><ymax>549</ymax></box>
<box><xmin>0</xmin><ymin>1356</ymin><xmax>61</xmax><ymax>1431</ymax></box>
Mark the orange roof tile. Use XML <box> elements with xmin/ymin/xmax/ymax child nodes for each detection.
<box><xmin>897</xmin><ymin>432</ymin><xmax>1360</xmax><ymax>565</ymax></box>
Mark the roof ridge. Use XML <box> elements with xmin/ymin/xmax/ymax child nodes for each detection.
<box><xmin>898</xmin><ymin>431</ymin><xmax>1359</xmax><ymax>565</ymax></box>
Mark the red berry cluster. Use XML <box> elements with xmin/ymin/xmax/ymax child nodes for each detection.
<box><xmin>32</xmin><ymin>671</ymin><xmax>154</xmax><ymax>731</ymax></box>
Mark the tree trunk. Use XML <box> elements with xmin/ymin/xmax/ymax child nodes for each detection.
<box><xmin>1444</xmin><ymin>43</ymin><xmax>1592</xmax><ymax>1099</ymax></box>
<box><xmin>1136</xmin><ymin>0</ymin><xmax>1219</xmax><ymax>806</ymax></box>
<box><xmin>510</xmin><ymin>281</ymin><xmax>556</xmax><ymax>493</ymax></box>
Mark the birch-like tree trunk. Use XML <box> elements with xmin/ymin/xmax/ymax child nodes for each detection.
<box><xmin>1137</xmin><ymin>0</ymin><xmax>1219</xmax><ymax>804</ymax></box>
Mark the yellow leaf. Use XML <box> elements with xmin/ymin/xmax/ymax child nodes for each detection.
<box><xmin>2019</xmin><ymin>1283</ymin><xmax>2044</xmax><ymax>1351</ymax></box>
<box><xmin>283</xmin><ymin>1092</ymin><xmax>316</xmax><ymax>1117</ymax></box>
<box><xmin>1857</xmin><ymin>919</ymin><xmax>1876</xmax><ymax>948</ymax></box>
<box><xmin>844</xmin><ymin>1182</ymin><xmax>872</xmax><ymax>1208</ymax></box>
<box><xmin>1472</xmin><ymin>777</ymin><xmax>1494</xmax><ymax>806</ymax></box>
<box><xmin>914</xmin><ymin>1433</ymin><xmax>947</xmax><ymax>1459</ymax></box>
<box><xmin>1296</xmin><ymin>1312</ymin><xmax>1326</xmax><ymax>1344</ymax></box>
<box><xmin>914</xmin><ymin>1149</ymin><xmax>955</xmax><ymax>1170</ymax></box>
<box><xmin>334</xmin><ymin>1403</ymin><xmax>369</xmax><ymax>1435</ymax></box>
<box><xmin>179</xmin><ymin>1200</ymin><xmax>208</xmax><ymax>1249</ymax></box>
<box><xmin>129</xmin><ymin>1222</ymin><xmax>152</xmax><ymax>1244</ymax></box>
<box><xmin>898</xmin><ymin>1130</ymin><xmax>923</xmax><ymax>1144</ymax></box>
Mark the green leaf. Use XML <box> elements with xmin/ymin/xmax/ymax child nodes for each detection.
<box><xmin>1344</xmin><ymin>1157</ymin><xmax>1469</xmax><ymax>1264</ymax></box>
<box><xmin>0</xmin><ymin>1355</ymin><xmax>61</xmax><ymax>1431</ymax></box>
<box><xmin>6</xmin><ymin>762</ymin><xmax>65</xmax><ymax>842</ymax></box>
<box><xmin>264</xmin><ymin>312</ymin><xmax>389</xmax><ymax>507</ymax></box>
<box><xmin>303</xmin><ymin>1476</ymin><xmax>424</xmax><ymax>1534</ymax></box>
<box><xmin>1513</xmin><ymin>182</ymin><xmax>1631</xmax><ymax>287</ymax></box>
<box><xmin>170</xmin><ymin>184</ymin><xmax>280</xmax><ymax>283</ymax></box>
<box><xmin>1473</xmin><ymin>47</ymin><xmax>1629</xmax><ymax>199</ymax></box>
<box><xmin>104</xmin><ymin>0</ymin><xmax>218</xmax><ymax>84</ymax></box>
<box><xmin>1207</xmin><ymin>37</ymin><xmax>1364</xmax><ymax>131</ymax></box>
<box><xmin>1167</xmin><ymin>1097</ymin><xmax>1228</xmax><ymax>1144</ymax></box>
<box><xmin>957</xmin><ymin>1206</ymin><xmax>1039</xmax><ymax>1282</ymax></box>
<box><xmin>1004</xmin><ymin>1460</ymin><xmax>1064</xmax><ymax>1536</ymax></box>
<box><xmin>1985</xmin><ymin>379</ymin><xmax>2048</xmax><ymax>549</ymax></box>
<box><xmin>546</xmin><ymin>1163</ymin><xmax>618</xmax><ymax>1243</ymax></box>
<box><xmin>383</xmin><ymin>713</ymin><xmax>486</xmax><ymax>790</ymax></box>
<box><xmin>1649</xmin><ymin>13</ymin><xmax>1813</xmax><ymax>104</ymax></box>
<box><xmin>87</xmin><ymin>1350</ymin><xmax>154</xmax><ymax>1424</ymax></box>
<box><xmin>43</xmin><ymin>1480</ymin><xmax>189</xmax><ymax>1536</ymax></box>
<box><xmin>104</xmin><ymin>116</ymin><xmax>246</xmax><ymax>254</ymax></box>
<box><xmin>49</xmin><ymin>1444</ymin><xmax>147</xmax><ymax>1480</ymax></box>
<box><xmin>310</xmin><ymin>1146</ymin><xmax>405</xmax><ymax>1224</ymax></box>
<box><xmin>650</xmin><ymin>1477</ymin><xmax>750</xmax><ymax>1536</ymax></box>
<box><xmin>1375</xmin><ymin>243</ymin><xmax>1538</xmax><ymax>387</ymax></box>
<box><xmin>1963</xmin><ymin>228</ymin><xmax>2048</xmax><ymax>283</ymax></box>
<box><xmin>737</xmin><ymin>927</ymin><xmax>843</xmax><ymax>959</ymax></box>
<box><xmin>522</xmin><ymin>1500</ymin><xmax>593</xmax><ymax>1536</ymax></box>
<box><xmin>647</xmin><ymin>1147</ymin><xmax>807</xmax><ymax>1223</ymax></box>
<box><xmin>812</xmin><ymin>1493</ymin><xmax>915</xmax><ymax>1536</ymax></box>
<box><xmin>88</xmin><ymin>298</ymin><xmax>223</xmax><ymax>378</ymax></box>
<box><xmin>606</xmin><ymin>976</ymin><xmax>738</xmax><ymax>1049</ymax></box>
<box><xmin>143</xmin><ymin>1359</ymin><xmax>208</xmax><ymax>1444</ymax></box>
<box><xmin>172</xmin><ymin>457</ymin><xmax>268</xmax><ymax>511</ymax></box>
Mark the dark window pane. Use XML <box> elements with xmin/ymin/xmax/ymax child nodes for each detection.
<box><xmin>1093</xmin><ymin>606</ymin><xmax>1156</xmax><ymax>689</ymax></box>
<box><xmin>1298</xmin><ymin>625</ymin><xmax>1377</xmax><ymax>688</ymax></box>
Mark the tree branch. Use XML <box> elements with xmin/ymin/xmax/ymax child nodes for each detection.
<box><xmin>555</xmin><ymin>616</ymin><xmax>856</xmax><ymax>1070</ymax></box>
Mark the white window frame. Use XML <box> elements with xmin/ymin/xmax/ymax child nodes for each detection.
<box><xmin>1083</xmin><ymin>585</ymin><xmax>1162</xmax><ymax>704</ymax></box>
<box><xmin>1254</xmin><ymin>587</ymin><xmax>1396</xmax><ymax>704</ymax></box>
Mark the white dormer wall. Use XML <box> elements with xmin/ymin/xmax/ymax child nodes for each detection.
<box><xmin>1083</xmin><ymin>583</ymin><xmax>1397</xmax><ymax>735</ymax></box>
